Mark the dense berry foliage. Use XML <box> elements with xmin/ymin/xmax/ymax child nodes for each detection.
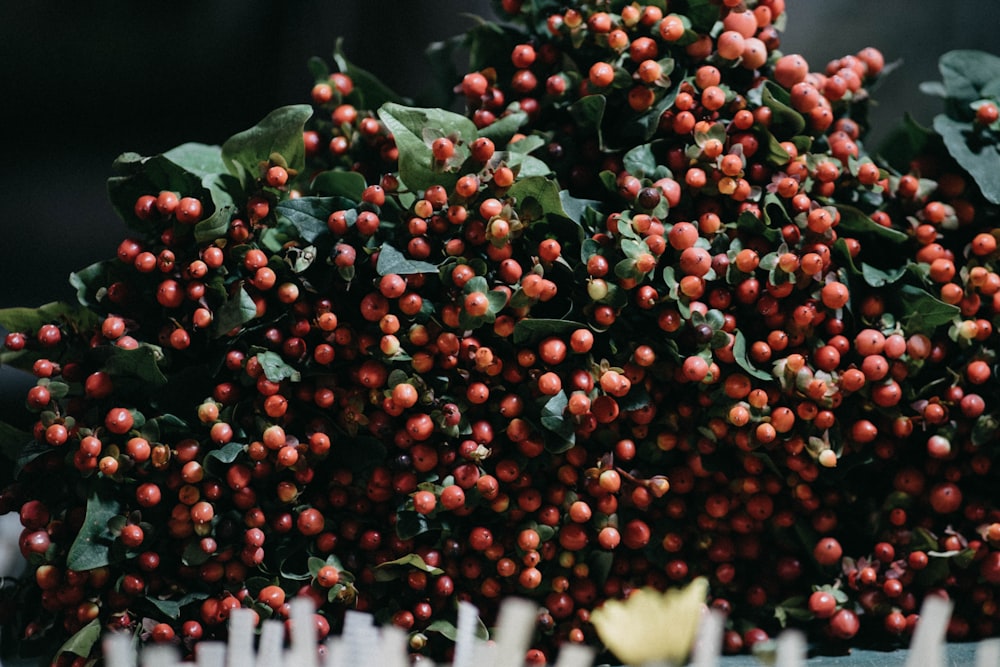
<box><xmin>2</xmin><ymin>1</ymin><xmax>1000</xmax><ymax>664</ymax></box>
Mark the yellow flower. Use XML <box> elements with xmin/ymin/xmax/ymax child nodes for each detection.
<box><xmin>589</xmin><ymin>578</ymin><xmax>709</xmax><ymax>665</ymax></box>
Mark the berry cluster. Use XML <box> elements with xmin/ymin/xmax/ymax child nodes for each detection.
<box><xmin>1</xmin><ymin>1</ymin><xmax>999</xmax><ymax>664</ymax></box>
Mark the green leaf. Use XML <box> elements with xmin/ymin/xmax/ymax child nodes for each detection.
<box><xmin>477</xmin><ymin>110</ymin><xmax>528</xmax><ymax>144</ymax></box>
<box><xmin>55</xmin><ymin>619</ymin><xmax>101</xmax><ymax>659</ymax></box>
<box><xmin>510</xmin><ymin>154</ymin><xmax>553</xmax><ymax>177</ymax></box>
<box><xmin>395</xmin><ymin>510</ymin><xmax>432</xmax><ymax>540</ymax></box>
<box><xmin>513</xmin><ymin>318</ymin><xmax>580</xmax><ymax>345</ymax></box>
<box><xmin>334</xmin><ymin>38</ymin><xmax>405</xmax><ymax>111</ymax></box>
<box><xmin>211</xmin><ymin>285</ymin><xmax>257</xmax><ymax>338</ymax></box>
<box><xmin>834</xmin><ymin>204</ymin><xmax>908</xmax><ymax>244</ymax></box>
<box><xmin>104</xmin><ymin>344</ymin><xmax>167</xmax><ymax>388</ymax></box>
<box><xmin>877</xmin><ymin>113</ymin><xmax>933</xmax><ymax>173</ymax></box>
<box><xmin>560</xmin><ymin>192</ymin><xmax>602</xmax><ymax>227</ymax></box>
<box><xmin>761</xmin><ymin>128</ymin><xmax>791</xmax><ymax>167</ymax></box>
<box><xmin>622</xmin><ymin>77</ymin><xmax>683</xmax><ymax>145</ymax></box>
<box><xmin>194</xmin><ymin>173</ymin><xmax>240</xmax><ymax>244</ymax></box>
<box><xmin>426</xmin><ymin>616</ymin><xmax>489</xmax><ymax>642</ymax></box>
<box><xmin>68</xmin><ymin>259</ymin><xmax>116</xmax><ymax>310</ymax></box>
<box><xmin>934</xmin><ymin>114</ymin><xmax>1000</xmax><ymax>204</ymax></box>
<box><xmin>256</xmin><ymin>350</ymin><xmax>301</xmax><ymax>382</ymax></box>
<box><xmin>898</xmin><ymin>285</ymin><xmax>960</xmax><ymax>335</ymax></box>
<box><xmin>373</xmin><ymin>554</ymin><xmax>444</xmax><ymax>582</ymax></box>
<box><xmin>540</xmin><ymin>391</ymin><xmax>575</xmax><ymax>452</ymax></box>
<box><xmin>684</xmin><ymin>0</ymin><xmax>720</xmax><ymax>32</ymax></box>
<box><xmin>107</xmin><ymin>153</ymin><xmax>210</xmax><ymax>235</ymax></box>
<box><xmin>506</xmin><ymin>176</ymin><xmax>569</xmax><ymax>224</ymax></box>
<box><xmin>0</xmin><ymin>301</ymin><xmax>99</xmax><ymax>339</ymax></box>
<box><xmin>508</xmin><ymin>134</ymin><xmax>546</xmax><ymax>156</ymax></box>
<box><xmin>163</xmin><ymin>142</ymin><xmax>227</xmax><ymax>179</ymax></box>
<box><xmin>936</xmin><ymin>49</ymin><xmax>1000</xmax><ymax>106</ymax></box>
<box><xmin>733</xmin><ymin>330</ymin><xmax>772</xmax><ymax>381</ymax></box>
<box><xmin>376</xmin><ymin>243</ymin><xmax>439</xmax><ymax>276</ymax></box>
<box><xmin>66</xmin><ymin>480</ymin><xmax>122</xmax><ymax>571</ymax></box>
<box><xmin>310</xmin><ymin>171</ymin><xmax>367</xmax><ymax>201</ymax></box>
<box><xmin>737</xmin><ymin>209</ymin><xmax>782</xmax><ymax>244</ymax></box>
<box><xmin>274</xmin><ymin>197</ymin><xmax>341</xmax><ymax>243</ymax></box>
<box><xmin>141</xmin><ymin>592</ymin><xmax>210</xmax><ymax>621</ymax></box>
<box><xmin>377</xmin><ymin>103</ymin><xmax>478</xmax><ymax>191</ymax></box>
<box><xmin>623</xmin><ymin>143</ymin><xmax>658</xmax><ymax>178</ymax></box>
<box><xmin>761</xmin><ymin>80</ymin><xmax>806</xmax><ymax>138</ymax></box>
<box><xmin>221</xmin><ymin>105</ymin><xmax>312</xmax><ymax>188</ymax></box>
<box><xmin>205</xmin><ymin>442</ymin><xmax>246</xmax><ymax>464</ymax></box>
<box><xmin>834</xmin><ymin>240</ymin><xmax>908</xmax><ymax>288</ymax></box>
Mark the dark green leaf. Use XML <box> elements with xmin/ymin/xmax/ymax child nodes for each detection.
<box><xmin>221</xmin><ymin>105</ymin><xmax>312</xmax><ymax>187</ymax></box>
<box><xmin>971</xmin><ymin>414</ymin><xmax>999</xmax><ymax>446</ymax></box>
<box><xmin>477</xmin><ymin>110</ymin><xmax>528</xmax><ymax>144</ymax></box>
<box><xmin>761</xmin><ymin>128</ymin><xmax>791</xmax><ymax>167</ymax></box>
<box><xmin>513</xmin><ymin>319</ymin><xmax>579</xmax><ymax>345</ymax></box>
<box><xmin>14</xmin><ymin>441</ymin><xmax>52</xmax><ymax>479</ymax></box>
<box><xmin>834</xmin><ymin>204</ymin><xmax>908</xmax><ymax>244</ymax></box>
<box><xmin>378</xmin><ymin>103</ymin><xmax>477</xmax><ymax>191</ymax></box>
<box><xmin>934</xmin><ymin>114</ymin><xmax>1000</xmax><ymax>204</ymax></box>
<box><xmin>68</xmin><ymin>259</ymin><xmax>116</xmax><ymax>310</ymax></box>
<box><xmin>937</xmin><ymin>49</ymin><xmax>1000</xmax><ymax>106</ymax></box>
<box><xmin>194</xmin><ymin>173</ymin><xmax>240</xmax><ymax>244</ymax></box>
<box><xmin>55</xmin><ymin>619</ymin><xmax>101</xmax><ymax>659</ymax></box>
<box><xmin>204</xmin><ymin>442</ymin><xmax>246</xmax><ymax>473</ymax></box>
<box><xmin>834</xmin><ymin>240</ymin><xmax>908</xmax><ymax>287</ymax></box>
<box><xmin>423</xmin><ymin>37</ymin><xmax>463</xmax><ymax>108</ymax></box>
<box><xmin>506</xmin><ymin>176</ymin><xmax>569</xmax><ymax>223</ymax></box>
<box><xmin>107</xmin><ymin>153</ymin><xmax>209</xmax><ymax>235</ymax></box>
<box><xmin>274</xmin><ymin>197</ymin><xmax>341</xmax><ymax>243</ymax></box>
<box><xmin>684</xmin><ymin>0</ymin><xmax>720</xmax><ymax>31</ymax></box>
<box><xmin>104</xmin><ymin>344</ymin><xmax>167</xmax><ymax>388</ymax></box>
<box><xmin>588</xmin><ymin>550</ymin><xmax>614</xmax><ymax>585</ymax></box>
<box><xmin>307</xmin><ymin>56</ymin><xmax>329</xmax><ymax>83</ymax></box>
<box><xmin>616</xmin><ymin>77</ymin><xmax>683</xmax><ymax>146</ymax></box>
<box><xmin>733</xmin><ymin>330</ymin><xmax>772</xmax><ymax>381</ymax></box>
<box><xmin>0</xmin><ymin>301</ymin><xmax>99</xmax><ymax>339</ymax></box>
<box><xmin>899</xmin><ymin>285</ymin><xmax>960</xmax><ymax>335</ymax></box>
<box><xmin>66</xmin><ymin>481</ymin><xmax>122</xmax><ymax>571</ymax></box>
<box><xmin>738</xmin><ymin>209</ymin><xmax>782</xmax><ymax>244</ymax></box>
<box><xmin>877</xmin><ymin>113</ymin><xmax>933</xmax><ymax>173</ymax></box>
<box><xmin>373</xmin><ymin>554</ymin><xmax>444</xmax><ymax>581</ymax></box>
<box><xmin>568</xmin><ymin>95</ymin><xmax>607</xmax><ymax>148</ymax></box>
<box><xmin>310</xmin><ymin>171</ymin><xmax>367</xmax><ymax>201</ymax></box>
<box><xmin>540</xmin><ymin>391</ymin><xmax>575</xmax><ymax>452</ymax></box>
<box><xmin>560</xmin><ymin>192</ymin><xmax>602</xmax><ymax>227</ymax></box>
<box><xmin>376</xmin><ymin>243</ymin><xmax>439</xmax><ymax>276</ymax></box>
<box><xmin>256</xmin><ymin>350</ymin><xmax>301</xmax><ymax>383</ymax></box>
<box><xmin>510</xmin><ymin>154</ymin><xmax>553</xmax><ymax>177</ymax></box>
<box><xmin>211</xmin><ymin>285</ymin><xmax>257</xmax><ymax>338</ymax></box>
<box><xmin>334</xmin><ymin>38</ymin><xmax>405</xmax><ymax>111</ymax></box>
<box><xmin>141</xmin><ymin>592</ymin><xmax>210</xmax><ymax>621</ymax></box>
<box><xmin>0</xmin><ymin>421</ymin><xmax>30</xmax><ymax>462</ymax></box>
<box><xmin>141</xmin><ymin>414</ymin><xmax>190</xmax><ymax>442</ymax></box>
<box><xmin>395</xmin><ymin>510</ymin><xmax>432</xmax><ymax>540</ymax></box>
<box><xmin>182</xmin><ymin>540</ymin><xmax>212</xmax><ymax>566</ymax></box>
<box><xmin>761</xmin><ymin>81</ymin><xmax>806</xmax><ymax>138</ymax></box>
<box><xmin>508</xmin><ymin>134</ymin><xmax>546</xmax><ymax>155</ymax></box>
<box><xmin>623</xmin><ymin>143</ymin><xmax>658</xmax><ymax>178</ymax></box>
<box><xmin>163</xmin><ymin>143</ymin><xmax>226</xmax><ymax>179</ymax></box>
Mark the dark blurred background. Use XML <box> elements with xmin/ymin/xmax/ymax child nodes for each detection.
<box><xmin>0</xmin><ymin>2</ymin><xmax>996</xmax><ymax>401</ymax></box>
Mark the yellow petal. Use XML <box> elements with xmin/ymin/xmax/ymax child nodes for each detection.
<box><xmin>590</xmin><ymin>578</ymin><xmax>709</xmax><ymax>665</ymax></box>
